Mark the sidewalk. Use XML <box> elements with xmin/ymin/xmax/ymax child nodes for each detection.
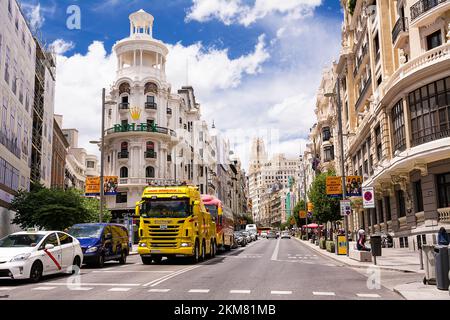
<box><xmin>295</xmin><ymin>237</ymin><xmax>450</xmax><ymax>300</ymax></box>
<box><xmin>130</xmin><ymin>244</ymin><xmax>139</xmax><ymax>255</ymax></box>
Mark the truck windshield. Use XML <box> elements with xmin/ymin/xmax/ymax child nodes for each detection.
<box><xmin>204</xmin><ymin>205</ymin><xmax>218</xmax><ymax>221</ymax></box>
<box><xmin>142</xmin><ymin>199</ymin><xmax>190</xmax><ymax>218</ymax></box>
<box><xmin>67</xmin><ymin>225</ymin><xmax>103</xmax><ymax>239</ymax></box>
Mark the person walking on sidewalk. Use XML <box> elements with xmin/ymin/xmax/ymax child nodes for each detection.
<box><xmin>438</xmin><ymin>227</ymin><xmax>449</xmax><ymax>245</ymax></box>
<box><xmin>357</xmin><ymin>227</ymin><xmax>370</xmax><ymax>251</ymax></box>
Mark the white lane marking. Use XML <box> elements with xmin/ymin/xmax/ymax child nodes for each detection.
<box><xmin>313</xmin><ymin>292</ymin><xmax>335</xmax><ymax>296</ymax></box>
<box><xmin>119</xmin><ymin>263</ymin><xmax>137</xmax><ymax>268</ymax></box>
<box><xmin>288</xmin><ymin>257</ymin><xmax>297</xmax><ymax>259</ymax></box>
<box><xmin>357</xmin><ymin>293</ymin><xmax>381</xmax><ymax>298</ymax></box>
<box><xmin>148</xmin><ymin>289</ymin><xmax>171</xmax><ymax>293</ymax></box>
<box><xmin>108</xmin><ymin>288</ymin><xmax>131</xmax><ymax>292</ymax></box>
<box><xmin>271</xmin><ymin>238</ymin><xmax>281</xmax><ymax>261</ymax></box>
<box><xmin>188</xmin><ymin>289</ymin><xmax>210</xmax><ymax>293</ymax></box>
<box><xmin>230</xmin><ymin>290</ymin><xmax>251</xmax><ymax>294</ymax></box>
<box><xmin>92</xmin><ymin>270</ymin><xmax>173</xmax><ymax>273</ymax></box>
<box><xmin>32</xmin><ymin>287</ymin><xmax>56</xmax><ymax>291</ymax></box>
<box><xmin>144</xmin><ymin>265</ymin><xmax>200</xmax><ymax>287</ymax></box>
<box><xmin>41</xmin><ymin>283</ymin><xmax>141</xmax><ymax>287</ymax></box>
<box><xmin>271</xmin><ymin>290</ymin><xmax>292</xmax><ymax>295</ymax></box>
<box><xmin>0</xmin><ymin>287</ymin><xmax>15</xmax><ymax>291</ymax></box>
<box><xmin>68</xmin><ymin>287</ymin><xmax>93</xmax><ymax>291</ymax></box>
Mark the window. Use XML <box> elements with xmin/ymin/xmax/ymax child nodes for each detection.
<box><xmin>437</xmin><ymin>173</ymin><xmax>450</xmax><ymax>208</ymax></box>
<box><xmin>146</xmin><ymin>96</ymin><xmax>155</xmax><ymax>103</ymax></box>
<box><xmin>86</xmin><ymin>161</ymin><xmax>95</xmax><ymax>168</ymax></box>
<box><xmin>116</xmin><ymin>192</ymin><xmax>127</xmax><ymax>204</ymax></box>
<box><xmin>397</xmin><ymin>190</ymin><xmax>406</xmax><ymax>218</ymax></box>
<box><xmin>374</xmin><ymin>32</ymin><xmax>380</xmax><ymax>61</ymax></box>
<box><xmin>146</xmin><ymin>166</ymin><xmax>155</xmax><ymax>178</ymax></box>
<box><xmin>146</xmin><ymin>141</ymin><xmax>155</xmax><ymax>152</ymax></box>
<box><xmin>408</xmin><ymin>77</ymin><xmax>450</xmax><ymax>146</ymax></box>
<box><xmin>391</xmin><ymin>99</ymin><xmax>406</xmax><ymax>153</ymax></box>
<box><xmin>414</xmin><ymin>180</ymin><xmax>424</xmax><ymax>212</ymax></box>
<box><xmin>4</xmin><ymin>46</ymin><xmax>10</xmax><ymax>84</ymax></box>
<box><xmin>378</xmin><ymin>200</ymin><xmax>384</xmax><ymax>223</ymax></box>
<box><xmin>384</xmin><ymin>196</ymin><xmax>392</xmax><ymax>221</ymax></box>
<box><xmin>40</xmin><ymin>233</ymin><xmax>59</xmax><ymax>249</ymax></box>
<box><xmin>323</xmin><ymin>146</ymin><xmax>334</xmax><ymax>162</ymax></box>
<box><xmin>426</xmin><ymin>30</ymin><xmax>442</xmax><ymax>50</ymax></box>
<box><xmin>57</xmin><ymin>232</ymin><xmax>73</xmax><ymax>245</ymax></box>
<box><xmin>119</xmin><ymin>167</ymin><xmax>128</xmax><ymax>178</ymax></box>
<box><xmin>375</xmin><ymin>125</ymin><xmax>382</xmax><ymax>160</ymax></box>
<box><xmin>322</xmin><ymin>127</ymin><xmax>331</xmax><ymax>141</ymax></box>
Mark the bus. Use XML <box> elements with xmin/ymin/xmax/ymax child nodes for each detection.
<box><xmin>201</xmin><ymin>194</ymin><xmax>234</xmax><ymax>251</ymax></box>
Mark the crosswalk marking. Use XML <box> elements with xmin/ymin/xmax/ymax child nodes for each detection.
<box><xmin>357</xmin><ymin>293</ymin><xmax>381</xmax><ymax>298</ymax></box>
<box><xmin>313</xmin><ymin>291</ymin><xmax>335</xmax><ymax>296</ymax></box>
<box><xmin>271</xmin><ymin>290</ymin><xmax>292</xmax><ymax>295</ymax></box>
<box><xmin>188</xmin><ymin>289</ymin><xmax>210</xmax><ymax>293</ymax></box>
<box><xmin>230</xmin><ymin>290</ymin><xmax>251</xmax><ymax>294</ymax></box>
<box><xmin>32</xmin><ymin>287</ymin><xmax>56</xmax><ymax>291</ymax></box>
<box><xmin>108</xmin><ymin>288</ymin><xmax>131</xmax><ymax>292</ymax></box>
<box><xmin>67</xmin><ymin>287</ymin><xmax>93</xmax><ymax>291</ymax></box>
<box><xmin>41</xmin><ymin>282</ymin><xmax>141</xmax><ymax>286</ymax></box>
<box><xmin>148</xmin><ymin>289</ymin><xmax>171</xmax><ymax>293</ymax></box>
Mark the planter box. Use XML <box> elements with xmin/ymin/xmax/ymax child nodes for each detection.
<box><xmin>326</xmin><ymin>241</ymin><xmax>335</xmax><ymax>253</ymax></box>
<box><xmin>319</xmin><ymin>238</ymin><xmax>326</xmax><ymax>249</ymax></box>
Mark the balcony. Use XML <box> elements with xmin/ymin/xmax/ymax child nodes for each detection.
<box><xmin>118</xmin><ymin>151</ymin><xmax>129</xmax><ymax>159</ymax></box>
<box><xmin>438</xmin><ymin>207</ymin><xmax>450</xmax><ymax>223</ymax></box>
<box><xmin>410</xmin><ymin>0</ymin><xmax>448</xmax><ymax>22</ymax></box>
<box><xmin>119</xmin><ymin>102</ymin><xmax>129</xmax><ymax>110</ymax></box>
<box><xmin>106</xmin><ymin>123</ymin><xmax>177</xmax><ymax>138</ymax></box>
<box><xmin>353</xmin><ymin>44</ymin><xmax>368</xmax><ymax>79</ymax></box>
<box><xmin>167</xmin><ymin>107</ymin><xmax>172</xmax><ymax>115</ymax></box>
<box><xmin>392</xmin><ymin>17</ymin><xmax>408</xmax><ymax>47</ymax></box>
<box><xmin>145</xmin><ymin>102</ymin><xmax>157</xmax><ymax>110</ymax></box>
<box><xmin>145</xmin><ymin>150</ymin><xmax>157</xmax><ymax>159</ymax></box>
<box><xmin>118</xmin><ymin>178</ymin><xmax>183</xmax><ymax>186</ymax></box>
<box><xmin>355</xmin><ymin>75</ymin><xmax>372</xmax><ymax>110</ymax></box>
<box><xmin>412</xmin><ymin>127</ymin><xmax>450</xmax><ymax>147</ymax></box>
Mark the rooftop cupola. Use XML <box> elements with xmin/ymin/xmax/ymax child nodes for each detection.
<box><xmin>129</xmin><ymin>9</ymin><xmax>154</xmax><ymax>38</ymax></box>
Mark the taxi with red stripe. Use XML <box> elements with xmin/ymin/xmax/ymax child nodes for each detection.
<box><xmin>0</xmin><ymin>229</ymin><xmax>83</xmax><ymax>282</ymax></box>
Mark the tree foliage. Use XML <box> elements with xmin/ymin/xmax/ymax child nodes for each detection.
<box><xmin>11</xmin><ymin>183</ymin><xmax>111</xmax><ymax>231</ymax></box>
<box><xmin>307</xmin><ymin>170</ymin><xmax>341</xmax><ymax>224</ymax></box>
<box><xmin>293</xmin><ymin>200</ymin><xmax>306</xmax><ymax>226</ymax></box>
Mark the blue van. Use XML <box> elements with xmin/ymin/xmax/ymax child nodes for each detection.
<box><xmin>67</xmin><ymin>223</ymin><xmax>129</xmax><ymax>267</ymax></box>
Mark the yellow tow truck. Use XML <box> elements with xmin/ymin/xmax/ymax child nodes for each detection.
<box><xmin>136</xmin><ymin>183</ymin><xmax>216</xmax><ymax>264</ymax></box>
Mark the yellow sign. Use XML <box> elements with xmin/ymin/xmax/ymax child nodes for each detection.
<box><xmin>299</xmin><ymin>210</ymin><xmax>307</xmax><ymax>218</ymax></box>
<box><xmin>307</xmin><ymin>202</ymin><xmax>314</xmax><ymax>212</ymax></box>
<box><xmin>326</xmin><ymin>176</ymin><xmax>342</xmax><ymax>196</ymax></box>
<box><xmin>337</xmin><ymin>235</ymin><xmax>347</xmax><ymax>255</ymax></box>
<box><xmin>85</xmin><ymin>176</ymin><xmax>118</xmax><ymax>196</ymax></box>
<box><xmin>130</xmin><ymin>106</ymin><xmax>142</xmax><ymax>121</ymax></box>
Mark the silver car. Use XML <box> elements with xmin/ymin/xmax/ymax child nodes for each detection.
<box><xmin>241</xmin><ymin>231</ymin><xmax>252</xmax><ymax>243</ymax></box>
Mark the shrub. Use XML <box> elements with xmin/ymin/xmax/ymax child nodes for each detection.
<box><xmin>326</xmin><ymin>241</ymin><xmax>336</xmax><ymax>253</ymax></box>
<box><xmin>319</xmin><ymin>237</ymin><xmax>326</xmax><ymax>249</ymax></box>
<box><xmin>302</xmin><ymin>235</ymin><xmax>308</xmax><ymax>240</ymax></box>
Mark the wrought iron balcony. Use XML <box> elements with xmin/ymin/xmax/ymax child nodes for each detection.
<box><xmin>411</xmin><ymin>0</ymin><xmax>447</xmax><ymax>21</ymax></box>
<box><xmin>145</xmin><ymin>102</ymin><xmax>157</xmax><ymax>110</ymax></box>
<box><xmin>412</xmin><ymin>127</ymin><xmax>450</xmax><ymax>147</ymax></box>
<box><xmin>119</xmin><ymin>102</ymin><xmax>129</xmax><ymax>110</ymax></box>
<box><xmin>118</xmin><ymin>151</ymin><xmax>129</xmax><ymax>159</ymax></box>
<box><xmin>145</xmin><ymin>150</ymin><xmax>157</xmax><ymax>159</ymax></box>
<box><xmin>106</xmin><ymin>123</ymin><xmax>177</xmax><ymax>137</ymax></box>
<box><xmin>392</xmin><ymin>17</ymin><xmax>408</xmax><ymax>44</ymax></box>
<box><xmin>355</xmin><ymin>75</ymin><xmax>371</xmax><ymax>110</ymax></box>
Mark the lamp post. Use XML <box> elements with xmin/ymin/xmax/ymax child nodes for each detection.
<box><xmin>325</xmin><ymin>79</ymin><xmax>350</xmax><ymax>256</ymax></box>
<box><xmin>90</xmin><ymin>88</ymin><xmax>116</xmax><ymax>223</ymax></box>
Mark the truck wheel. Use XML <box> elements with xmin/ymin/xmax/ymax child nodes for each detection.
<box><xmin>201</xmin><ymin>242</ymin><xmax>206</xmax><ymax>261</ymax></box>
<box><xmin>141</xmin><ymin>256</ymin><xmax>153</xmax><ymax>265</ymax></box>
<box><xmin>191</xmin><ymin>241</ymin><xmax>199</xmax><ymax>264</ymax></box>
<box><xmin>211</xmin><ymin>241</ymin><xmax>216</xmax><ymax>258</ymax></box>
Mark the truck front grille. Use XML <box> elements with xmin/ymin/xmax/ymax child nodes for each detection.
<box><xmin>148</xmin><ymin>225</ymin><xmax>180</xmax><ymax>248</ymax></box>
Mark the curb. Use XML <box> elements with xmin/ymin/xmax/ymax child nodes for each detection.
<box><xmin>393</xmin><ymin>287</ymin><xmax>408</xmax><ymax>300</ymax></box>
<box><xmin>293</xmin><ymin>237</ymin><xmax>419</xmax><ymax>274</ymax></box>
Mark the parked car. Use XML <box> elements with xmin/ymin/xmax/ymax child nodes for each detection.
<box><xmin>250</xmin><ymin>233</ymin><xmax>257</xmax><ymax>241</ymax></box>
<box><xmin>281</xmin><ymin>231</ymin><xmax>291</xmax><ymax>239</ymax></box>
<box><xmin>266</xmin><ymin>230</ymin><xmax>279</xmax><ymax>239</ymax></box>
<box><xmin>241</xmin><ymin>231</ymin><xmax>252</xmax><ymax>243</ymax></box>
<box><xmin>67</xmin><ymin>223</ymin><xmax>129</xmax><ymax>267</ymax></box>
<box><xmin>234</xmin><ymin>231</ymin><xmax>247</xmax><ymax>247</ymax></box>
<box><xmin>0</xmin><ymin>229</ymin><xmax>83</xmax><ymax>282</ymax></box>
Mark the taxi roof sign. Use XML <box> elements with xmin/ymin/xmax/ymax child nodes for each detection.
<box><xmin>27</xmin><ymin>228</ymin><xmax>39</xmax><ymax>232</ymax></box>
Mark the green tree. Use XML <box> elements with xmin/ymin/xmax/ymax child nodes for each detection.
<box><xmin>293</xmin><ymin>200</ymin><xmax>307</xmax><ymax>226</ymax></box>
<box><xmin>307</xmin><ymin>170</ymin><xmax>341</xmax><ymax>224</ymax></box>
<box><xmin>80</xmin><ymin>194</ymin><xmax>112</xmax><ymax>223</ymax></box>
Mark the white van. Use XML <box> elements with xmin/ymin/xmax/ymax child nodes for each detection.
<box><xmin>245</xmin><ymin>224</ymin><xmax>258</xmax><ymax>240</ymax></box>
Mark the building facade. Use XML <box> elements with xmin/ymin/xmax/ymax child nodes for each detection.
<box><xmin>51</xmin><ymin>115</ymin><xmax>69</xmax><ymax>188</ymax></box>
<box><xmin>333</xmin><ymin>0</ymin><xmax>450</xmax><ymax>247</ymax></box>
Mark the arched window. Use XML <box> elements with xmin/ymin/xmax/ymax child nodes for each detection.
<box><xmin>120</xmin><ymin>167</ymin><xmax>128</xmax><ymax>178</ymax></box>
<box><xmin>144</xmin><ymin>82</ymin><xmax>158</xmax><ymax>95</ymax></box>
<box><xmin>146</xmin><ymin>141</ymin><xmax>155</xmax><ymax>152</ymax></box>
<box><xmin>146</xmin><ymin>166</ymin><xmax>155</xmax><ymax>178</ymax></box>
<box><xmin>119</xmin><ymin>82</ymin><xmax>130</xmax><ymax>95</ymax></box>
<box><xmin>121</xmin><ymin>142</ymin><xmax>128</xmax><ymax>151</ymax></box>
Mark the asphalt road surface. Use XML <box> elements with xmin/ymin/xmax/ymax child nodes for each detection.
<box><xmin>0</xmin><ymin>237</ymin><xmax>403</xmax><ymax>300</ymax></box>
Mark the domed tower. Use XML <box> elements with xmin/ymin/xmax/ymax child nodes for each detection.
<box><xmin>104</xmin><ymin>10</ymin><xmax>178</xmax><ymax>216</ymax></box>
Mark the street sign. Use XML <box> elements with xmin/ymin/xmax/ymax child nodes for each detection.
<box><xmin>326</xmin><ymin>176</ymin><xmax>342</xmax><ymax>197</ymax></box>
<box><xmin>340</xmin><ymin>200</ymin><xmax>352</xmax><ymax>216</ymax></box>
<box><xmin>345</xmin><ymin>176</ymin><xmax>363</xmax><ymax>197</ymax></box>
<box><xmin>363</xmin><ymin>187</ymin><xmax>375</xmax><ymax>208</ymax></box>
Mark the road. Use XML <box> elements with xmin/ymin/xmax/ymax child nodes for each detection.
<box><xmin>0</xmin><ymin>237</ymin><xmax>403</xmax><ymax>300</ymax></box>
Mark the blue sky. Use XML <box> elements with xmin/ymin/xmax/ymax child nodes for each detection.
<box><xmin>19</xmin><ymin>0</ymin><xmax>344</xmax><ymax>169</ymax></box>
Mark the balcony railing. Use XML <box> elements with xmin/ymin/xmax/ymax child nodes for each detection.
<box><xmin>392</xmin><ymin>17</ymin><xmax>408</xmax><ymax>44</ymax></box>
<box><xmin>167</xmin><ymin>108</ymin><xmax>172</xmax><ymax>115</ymax></box>
<box><xmin>119</xmin><ymin>102</ymin><xmax>129</xmax><ymax>110</ymax></box>
<box><xmin>355</xmin><ymin>75</ymin><xmax>371</xmax><ymax>110</ymax></box>
<box><xmin>145</xmin><ymin>150</ymin><xmax>157</xmax><ymax>159</ymax></box>
<box><xmin>438</xmin><ymin>207</ymin><xmax>450</xmax><ymax>222</ymax></box>
<box><xmin>412</xmin><ymin>127</ymin><xmax>450</xmax><ymax>147</ymax></box>
<box><xmin>118</xmin><ymin>151</ymin><xmax>129</xmax><ymax>159</ymax></box>
<box><xmin>145</xmin><ymin>102</ymin><xmax>157</xmax><ymax>110</ymax></box>
<box><xmin>411</xmin><ymin>0</ymin><xmax>448</xmax><ymax>21</ymax></box>
<box><xmin>118</xmin><ymin>178</ymin><xmax>183</xmax><ymax>186</ymax></box>
<box><xmin>353</xmin><ymin>44</ymin><xmax>368</xmax><ymax>78</ymax></box>
<box><xmin>106</xmin><ymin>123</ymin><xmax>177</xmax><ymax>137</ymax></box>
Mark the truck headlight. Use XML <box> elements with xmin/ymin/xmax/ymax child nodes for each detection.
<box><xmin>10</xmin><ymin>253</ymin><xmax>31</xmax><ymax>262</ymax></box>
<box><xmin>85</xmin><ymin>246</ymin><xmax>98</xmax><ymax>253</ymax></box>
<box><xmin>180</xmin><ymin>242</ymin><xmax>192</xmax><ymax>247</ymax></box>
<box><xmin>139</xmin><ymin>243</ymin><xmax>147</xmax><ymax>247</ymax></box>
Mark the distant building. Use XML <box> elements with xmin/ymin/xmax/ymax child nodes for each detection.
<box><xmin>51</xmin><ymin>115</ymin><xmax>69</xmax><ymax>188</ymax></box>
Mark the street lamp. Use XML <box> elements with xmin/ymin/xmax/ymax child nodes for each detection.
<box><xmin>90</xmin><ymin>88</ymin><xmax>116</xmax><ymax>223</ymax></box>
<box><xmin>324</xmin><ymin>79</ymin><xmax>350</xmax><ymax>256</ymax></box>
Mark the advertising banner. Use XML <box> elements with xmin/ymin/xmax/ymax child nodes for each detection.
<box><xmin>345</xmin><ymin>176</ymin><xmax>363</xmax><ymax>197</ymax></box>
<box><xmin>326</xmin><ymin>176</ymin><xmax>342</xmax><ymax>198</ymax></box>
<box><xmin>85</xmin><ymin>177</ymin><xmax>100</xmax><ymax>196</ymax></box>
<box><xmin>337</xmin><ymin>235</ymin><xmax>347</xmax><ymax>255</ymax></box>
<box><xmin>363</xmin><ymin>187</ymin><xmax>375</xmax><ymax>208</ymax></box>
<box><xmin>85</xmin><ymin>176</ymin><xmax>118</xmax><ymax>196</ymax></box>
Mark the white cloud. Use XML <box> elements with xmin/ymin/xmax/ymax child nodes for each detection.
<box><xmin>23</xmin><ymin>3</ymin><xmax>45</xmax><ymax>31</ymax></box>
<box><xmin>49</xmin><ymin>39</ymin><xmax>75</xmax><ymax>55</ymax></box>
<box><xmin>186</xmin><ymin>0</ymin><xmax>322</xmax><ymax>26</ymax></box>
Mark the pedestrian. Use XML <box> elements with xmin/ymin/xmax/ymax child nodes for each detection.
<box><xmin>357</xmin><ymin>227</ymin><xmax>370</xmax><ymax>251</ymax></box>
<box><xmin>438</xmin><ymin>227</ymin><xmax>449</xmax><ymax>245</ymax></box>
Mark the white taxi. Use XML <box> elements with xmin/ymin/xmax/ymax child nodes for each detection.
<box><xmin>0</xmin><ymin>229</ymin><xmax>83</xmax><ymax>282</ymax></box>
